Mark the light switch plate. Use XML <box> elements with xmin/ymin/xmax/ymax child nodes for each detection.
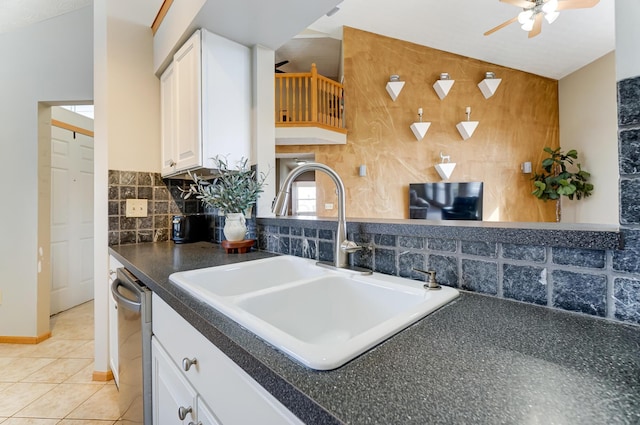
<box><xmin>125</xmin><ymin>199</ymin><xmax>148</xmax><ymax>217</ymax></box>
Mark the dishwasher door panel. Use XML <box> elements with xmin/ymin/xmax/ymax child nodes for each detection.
<box><xmin>112</xmin><ymin>268</ymin><xmax>152</xmax><ymax>425</ymax></box>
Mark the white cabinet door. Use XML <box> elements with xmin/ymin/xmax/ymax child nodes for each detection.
<box><xmin>174</xmin><ymin>30</ymin><xmax>202</xmax><ymax>173</ymax></box>
<box><xmin>152</xmin><ymin>337</ymin><xmax>198</xmax><ymax>425</ymax></box>
<box><xmin>108</xmin><ymin>255</ymin><xmax>123</xmax><ymax>386</ymax></box>
<box><xmin>160</xmin><ymin>62</ymin><xmax>177</xmax><ymax>177</ymax></box>
<box><xmin>197</xmin><ymin>398</ymin><xmax>222</xmax><ymax>425</ymax></box>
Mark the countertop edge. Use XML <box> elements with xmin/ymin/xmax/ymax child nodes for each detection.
<box><xmin>256</xmin><ymin>217</ymin><xmax>623</xmax><ymax>250</ymax></box>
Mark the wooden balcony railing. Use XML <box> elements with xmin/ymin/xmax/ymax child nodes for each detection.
<box><xmin>275</xmin><ymin>63</ymin><xmax>346</xmax><ymax>133</ymax></box>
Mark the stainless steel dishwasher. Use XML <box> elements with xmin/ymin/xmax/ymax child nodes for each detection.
<box><xmin>111</xmin><ymin>268</ymin><xmax>152</xmax><ymax>425</ymax></box>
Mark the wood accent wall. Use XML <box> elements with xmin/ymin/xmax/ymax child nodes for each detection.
<box><xmin>276</xmin><ymin>27</ymin><xmax>558</xmax><ymax>221</ymax></box>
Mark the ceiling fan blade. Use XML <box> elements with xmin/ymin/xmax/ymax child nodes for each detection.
<box><xmin>556</xmin><ymin>0</ymin><xmax>600</xmax><ymax>10</ymax></box>
<box><xmin>500</xmin><ymin>0</ymin><xmax>534</xmax><ymax>8</ymax></box>
<box><xmin>275</xmin><ymin>60</ymin><xmax>289</xmax><ymax>68</ymax></box>
<box><xmin>528</xmin><ymin>13</ymin><xmax>543</xmax><ymax>38</ymax></box>
<box><xmin>484</xmin><ymin>16</ymin><xmax>518</xmax><ymax>36</ymax></box>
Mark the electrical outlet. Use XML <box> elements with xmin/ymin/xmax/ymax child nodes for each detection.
<box><xmin>125</xmin><ymin>199</ymin><xmax>148</xmax><ymax>217</ymax></box>
<box><xmin>325</xmin><ymin>203</ymin><xmax>334</xmax><ymax>210</ymax></box>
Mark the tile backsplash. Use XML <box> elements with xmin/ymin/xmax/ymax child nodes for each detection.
<box><xmin>108</xmin><ymin>171</ymin><xmax>202</xmax><ymax>246</ymax></box>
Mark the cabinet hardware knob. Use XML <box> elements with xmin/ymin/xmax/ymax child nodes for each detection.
<box><xmin>182</xmin><ymin>357</ymin><xmax>198</xmax><ymax>371</ymax></box>
<box><xmin>169</xmin><ymin>160</ymin><xmax>176</xmax><ymax>167</ymax></box>
<box><xmin>109</xmin><ymin>269</ymin><xmax>116</xmax><ymax>276</ymax></box>
<box><xmin>178</xmin><ymin>406</ymin><xmax>192</xmax><ymax>420</ymax></box>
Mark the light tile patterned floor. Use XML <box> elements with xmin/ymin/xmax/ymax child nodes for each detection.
<box><xmin>0</xmin><ymin>301</ymin><xmax>120</xmax><ymax>424</ymax></box>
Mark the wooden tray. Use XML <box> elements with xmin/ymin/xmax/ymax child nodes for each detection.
<box><xmin>221</xmin><ymin>239</ymin><xmax>255</xmax><ymax>254</ymax></box>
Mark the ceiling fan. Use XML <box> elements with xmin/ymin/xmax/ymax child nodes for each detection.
<box><xmin>275</xmin><ymin>60</ymin><xmax>289</xmax><ymax>73</ymax></box>
<box><xmin>484</xmin><ymin>0</ymin><xmax>600</xmax><ymax>38</ymax></box>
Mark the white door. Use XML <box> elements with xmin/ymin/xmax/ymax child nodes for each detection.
<box><xmin>174</xmin><ymin>30</ymin><xmax>202</xmax><ymax>172</ymax></box>
<box><xmin>50</xmin><ymin>110</ymin><xmax>94</xmax><ymax>314</ymax></box>
<box><xmin>160</xmin><ymin>61</ymin><xmax>178</xmax><ymax>177</ymax></box>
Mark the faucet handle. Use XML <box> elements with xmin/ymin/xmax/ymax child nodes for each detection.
<box><xmin>340</xmin><ymin>240</ymin><xmax>363</xmax><ymax>254</ymax></box>
<box><xmin>412</xmin><ymin>268</ymin><xmax>442</xmax><ymax>290</ymax></box>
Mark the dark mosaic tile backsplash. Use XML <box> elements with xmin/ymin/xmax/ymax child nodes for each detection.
<box><xmin>108</xmin><ymin>170</ymin><xmax>203</xmax><ymax>246</ymax></box>
<box><xmin>108</xmin><ymin>170</ymin><xmax>259</xmax><ymax>246</ymax></box>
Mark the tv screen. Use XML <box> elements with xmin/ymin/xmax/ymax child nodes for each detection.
<box><xmin>409</xmin><ymin>182</ymin><xmax>483</xmax><ymax>221</ymax></box>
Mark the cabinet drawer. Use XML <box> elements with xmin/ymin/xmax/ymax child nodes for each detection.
<box><xmin>152</xmin><ymin>294</ymin><xmax>303</xmax><ymax>425</ymax></box>
<box><xmin>152</xmin><ymin>337</ymin><xmax>198</xmax><ymax>425</ymax></box>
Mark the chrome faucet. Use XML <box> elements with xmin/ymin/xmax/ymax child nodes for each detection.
<box><xmin>272</xmin><ymin>162</ymin><xmax>369</xmax><ymax>273</ymax></box>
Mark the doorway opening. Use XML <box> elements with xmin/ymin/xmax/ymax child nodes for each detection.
<box><xmin>39</xmin><ymin>103</ymin><xmax>95</xmax><ymax>317</ymax></box>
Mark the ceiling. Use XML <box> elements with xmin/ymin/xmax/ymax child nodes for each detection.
<box><xmin>0</xmin><ymin>0</ymin><xmax>92</xmax><ymax>34</ymax></box>
<box><xmin>2</xmin><ymin>0</ymin><xmax>616</xmax><ymax>80</ymax></box>
<box><xmin>278</xmin><ymin>0</ymin><xmax>616</xmax><ymax>80</ymax></box>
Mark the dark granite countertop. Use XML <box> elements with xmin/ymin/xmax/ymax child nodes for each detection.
<box><xmin>110</xmin><ymin>241</ymin><xmax>640</xmax><ymax>425</ymax></box>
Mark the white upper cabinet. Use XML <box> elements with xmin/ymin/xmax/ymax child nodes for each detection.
<box><xmin>160</xmin><ymin>29</ymin><xmax>251</xmax><ymax>178</ymax></box>
<box><xmin>160</xmin><ymin>62</ymin><xmax>178</xmax><ymax>176</ymax></box>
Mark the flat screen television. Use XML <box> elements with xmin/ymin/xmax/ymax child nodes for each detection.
<box><xmin>409</xmin><ymin>182</ymin><xmax>483</xmax><ymax>221</ymax></box>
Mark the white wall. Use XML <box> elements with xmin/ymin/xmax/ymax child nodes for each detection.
<box><xmin>0</xmin><ymin>7</ymin><xmax>93</xmax><ymax>338</ymax></box>
<box><xmin>253</xmin><ymin>45</ymin><xmax>276</xmax><ymax>217</ymax></box>
<box><xmin>615</xmin><ymin>0</ymin><xmax>640</xmax><ymax>80</ymax></box>
<box><xmin>92</xmin><ymin>0</ymin><xmax>162</xmax><ymax>374</ymax></box>
<box><xmin>106</xmin><ymin>17</ymin><xmax>161</xmax><ymax>172</ymax></box>
<box><xmin>559</xmin><ymin>52</ymin><xmax>619</xmax><ymax>225</ymax></box>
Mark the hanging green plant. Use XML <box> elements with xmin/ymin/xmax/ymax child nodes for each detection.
<box><xmin>531</xmin><ymin>147</ymin><xmax>594</xmax><ymax>202</ymax></box>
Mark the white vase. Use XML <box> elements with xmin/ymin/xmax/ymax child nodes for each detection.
<box><xmin>223</xmin><ymin>212</ymin><xmax>247</xmax><ymax>242</ymax></box>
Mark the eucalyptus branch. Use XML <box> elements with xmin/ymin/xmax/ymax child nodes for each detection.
<box><xmin>180</xmin><ymin>156</ymin><xmax>269</xmax><ymax>214</ymax></box>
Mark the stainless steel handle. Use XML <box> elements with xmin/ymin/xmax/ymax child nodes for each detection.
<box><xmin>340</xmin><ymin>240</ymin><xmax>363</xmax><ymax>254</ymax></box>
<box><xmin>188</xmin><ymin>422</ymin><xmax>202</xmax><ymax>425</ymax></box>
<box><xmin>182</xmin><ymin>357</ymin><xmax>198</xmax><ymax>371</ymax></box>
<box><xmin>110</xmin><ymin>270</ymin><xmax>142</xmax><ymax>312</ymax></box>
<box><xmin>178</xmin><ymin>406</ymin><xmax>192</xmax><ymax>420</ymax></box>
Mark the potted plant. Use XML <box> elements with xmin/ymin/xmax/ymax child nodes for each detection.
<box><xmin>531</xmin><ymin>147</ymin><xmax>594</xmax><ymax>222</ymax></box>
<box><xmin>181</xmin><ymin>156</ymin><xmax>268</xmax><ymax>241</ymax></box>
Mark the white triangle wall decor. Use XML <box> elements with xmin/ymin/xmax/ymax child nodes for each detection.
<box><xmin>410</xmin><ymin>122</ymin><xmax>431</xmax><ymax>141</ymax></box>
<box><xmin>435</xmin><ymin>163</ymin><xmax>456</xmax><ymax>180</ymax></box>
<box><xmin>456</xmin><ymin>121</ymin><xmax>479</xmax><ymax>140</ymax></box>
<box><xmin>386</xmin><ymin>81</ymin><xmax>405</xmax><ymax>101</ymax></box>
<box><xmin>478</xmin><ymin>78</ymin><xmax>502</xmax><ymax>99</ymax></box>
<box><xmin>433</xmin><ymin>79</ymin><xmax>455</xmax><ymax>100</ymax></box>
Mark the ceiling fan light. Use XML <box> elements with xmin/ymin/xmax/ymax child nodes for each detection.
<box><xmin>545</xmin><ymin>11</ymin><xmax>560</xmax><ymax>24</ymax></box>
<box><xmin>542</xmin><ymin>0</ymin><xmax>559</xmax><ymax>14</ymax></box>
<box><xmin>521</xmin><ymin>18</ymin><xmax>535</xmax><ymax>31</ymax></box>
<box><xmin>518</xmin><ymin>10</ymin><xmax>534</xmax><ymax>24</ymax></box>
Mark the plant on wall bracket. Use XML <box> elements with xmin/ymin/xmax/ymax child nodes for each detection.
<box><xmin>531</xmin><ymin>147</ymin><xmax>594</xmax><ymax>221</ymax></box>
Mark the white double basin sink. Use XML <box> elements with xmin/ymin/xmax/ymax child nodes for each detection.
<box><xmin>169</xmin><ymin>255</ymin><xmax>459</xmax><ymax>370</ymax></box>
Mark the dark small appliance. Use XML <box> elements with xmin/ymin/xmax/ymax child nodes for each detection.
<box><xmin>171</xmin><ymin>214</ymin><xmax>208</xmax><ymax>243</ymax></box>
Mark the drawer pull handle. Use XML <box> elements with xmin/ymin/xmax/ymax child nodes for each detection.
<box><xmin>178</xmin><ymin>406</ymin><xmax>192</xmax><ymax>420</ymax></box>
<box><xmin>182</xmin><ymin>357</ymin><xmax>198</xmax><ymax>371</ymax></box>
<box><xmin>188</xmin><ymin>422</ymin><xmax>202</xmax><ymax>425</ymax></box>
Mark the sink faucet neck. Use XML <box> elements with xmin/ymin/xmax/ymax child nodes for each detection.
<box><xmin>272</xmin><ymin>162</ymin><xmax>351</xmax><ymax>268</ymax></box>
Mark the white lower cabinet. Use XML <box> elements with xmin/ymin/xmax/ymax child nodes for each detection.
<box><xmin>151</xmin><ymin>294</ymin><xmax>303</xmax><ymax>425</ymax></box>
<box><xmin>108</xmin><ymin>255</ymin><xmax>123</xmax><ymax>386</ymax></box>
<box><xmin>153</xmin><ymin>337</ymin><xmax>221</xmax><ymax>424</ymax></box>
